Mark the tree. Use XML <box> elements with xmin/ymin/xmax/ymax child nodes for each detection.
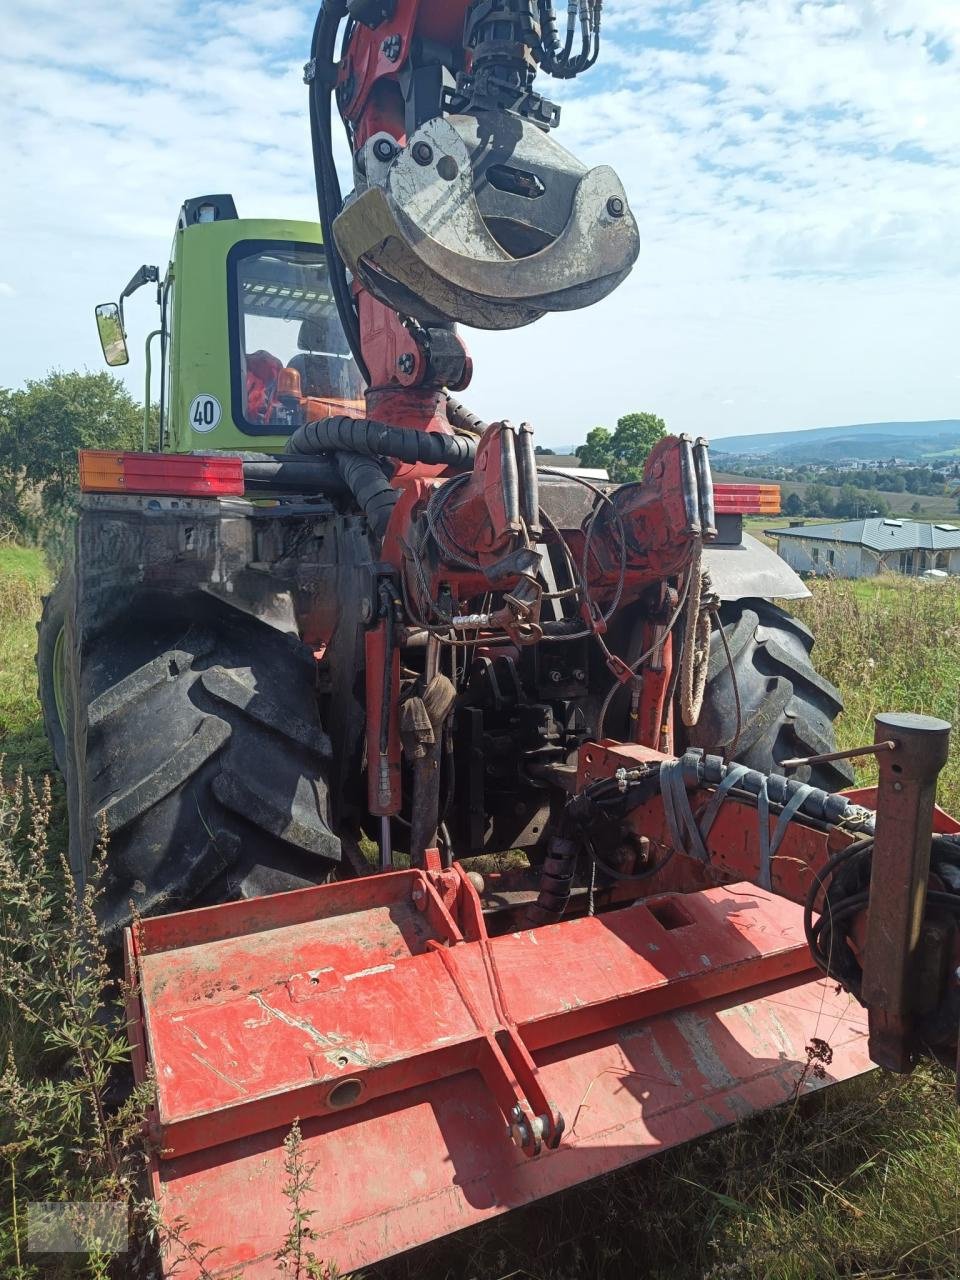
<box><xmin>835</xmin><ymin>483</ymin><xmax>863</xmax><ymax>518</ymax></box>
<box><xmin>910</xmin><ymin>500</ymin><xmax>922</xmax><ymax>515</ymax></box>
<box><xmin>533</xmin><ymin>445</ymin><xmax>555</xmax><ymax>455</ymax></box>
<box><xmin>576</xmin><ymin>426</ymin><xmax>613</xmax><ymax>471</ymax></box>
<box><xmin>868</xmin><ymin>492</ymin><xmax>890</xmax><ymax>517</ymax></box>
<box><xmin>804</xmin><ymin>482</ymin><xmax>834</xmax><ymax>518</ymax></box>
<box><xmin>782</xmin><ymin>492</ymin><xmax>805</xmax><ymax>517</ymax></box>
<box><xmin>0</xmin><ymin>370</ymin><xmax>146</xmax><ymax>545</ymax></box>
<box><xmin>576</xmin><ymin>412</ymin><xmax>667</xmax><ymax>482</ymax></box>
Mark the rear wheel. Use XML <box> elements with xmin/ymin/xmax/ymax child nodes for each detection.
<box><xmin>685</xmin><ymin>598</ymin><xmax>853</xmax><ymax>794</ymax></box>
<box><xmin>36</xmin><ymin>581</ymin><xmax>70</xmax><ymax>772</ymax></box>
<box><xmin>40</xmin><ymin>575</ymin><xmax>340</xmax><ymax>947</ymax></box>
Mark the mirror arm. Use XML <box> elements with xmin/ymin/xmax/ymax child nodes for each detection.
<box><xmin>118</xmin><ymin>265</ymin><xmax>161</xmax><ymax>335</ymax></box>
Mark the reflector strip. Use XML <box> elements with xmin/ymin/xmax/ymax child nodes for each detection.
<box><xmin>79</xmin><ymin>450</ymin><xmax>244</xmax><ymax>497</ymax></box>
<box><xmin>713</xmin><ymin>483</ymin><xmax>781</xmax><ymax>515</ymax></box>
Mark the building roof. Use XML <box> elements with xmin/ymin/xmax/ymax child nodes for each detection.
<box><xmin>770</xmin><ymin>518</ymin><xmax>960</xmax><ymax>552</ymax></box>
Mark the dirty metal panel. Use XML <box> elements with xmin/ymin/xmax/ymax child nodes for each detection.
<box><xmin>151</xmin><ymin>974</ymin><xmax>870</xmax><ymax>1278</ymax></box>
<box><xmin>132</xmin><ymin>873</ymin><xmax>874</xmax><ymax>1276</ymax></box>
<box><xmin>137</xmin><ymin>877</ymin><xmax>816</xmax><ymax>1160</ymax></box>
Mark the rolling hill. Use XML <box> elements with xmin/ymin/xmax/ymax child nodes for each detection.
<box><xmin>711</xmin><ymin>420</ymin><xmax>960</xmax><ymax>463</ymax></box>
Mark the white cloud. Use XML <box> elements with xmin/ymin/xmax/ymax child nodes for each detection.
<box><xmin>0</xmin><ymin>283</ymin><xmax>15</xmax><ymax>298</ymax></box>
<box><xmin>0</xmin><ymin>0</ymin><xmax>957</xmax><ymax>441</ymax></box>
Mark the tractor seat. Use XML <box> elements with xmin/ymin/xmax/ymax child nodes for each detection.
<box><xmin>287</xmin><ymin>352</ymin><xmax>365</xmax><ymax>402</ymax></box>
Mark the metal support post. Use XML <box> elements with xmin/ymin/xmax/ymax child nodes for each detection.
<box><xmin>862</xmin><ymin>711</ymin><xmax>951</xmax><ymax>1071</ymax></box>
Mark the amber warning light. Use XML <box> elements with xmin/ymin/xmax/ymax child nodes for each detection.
<box><xmin>78</xmin><ymin>451</ymin><xmax>244</xmax><ymax>497</ymax></box>
<box><xmin>712</xmin><ymin>483</ymin><xmax>781</xmax><ymax>515</ymax></box>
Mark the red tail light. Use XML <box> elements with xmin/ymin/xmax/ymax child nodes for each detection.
<box><xmin>79</xmin><ymin>451</ymin><xmax>244</xmax><ymax>497</ymax></box>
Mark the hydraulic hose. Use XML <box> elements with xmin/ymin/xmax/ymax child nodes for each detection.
<box><xmin>286</xmin><ymin>416</ymin><xmax>477</xmax><ymax>469</ymax></box>
<box><xmin>336</xmin><ymin>453</ymin><xmax>398</xmax><ymax>540</ymax></box>
<box><xmin>527</xmin><ymin>834</ymin><xmax>580</xmax><ymax>926</ymax></box>
<box><xmin>445</xmin><ymin>395</ymin><xmax>488</xmax><ymax>437</ymax></box>
<box><xmin>242</xmin><ymin>458</ymin><xmax>348</xmax><ymax>494</ymax></box>
<box><xmin>308</xmin><ymin>2</ymin><xmax>369</xmax><ymax>382</ymax></box>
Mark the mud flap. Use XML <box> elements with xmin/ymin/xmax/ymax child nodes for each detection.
<box><xmin>127</xmin><ymin>869</ymin><xmax>872</xmax><ymax>1278</ymax></box>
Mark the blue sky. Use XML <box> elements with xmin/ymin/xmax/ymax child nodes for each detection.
<box><xmin>1</xmin><ymin>0</ymin><xmax>958</xmax><ymax>445</ymax></box>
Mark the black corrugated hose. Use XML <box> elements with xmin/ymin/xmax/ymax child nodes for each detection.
<box><xmin>286</xmin><ymin>415</ymin><xmax>477</xmax><ymax>468</ymax></box>
<box><xmin>286</xmin><ymin>416</ymin><xmax>477</xmax><ymax>540</ymax></box>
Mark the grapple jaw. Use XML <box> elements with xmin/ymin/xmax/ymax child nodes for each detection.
<box><xmin>129</xmin><ymin>851</ymin><xmax>872</xmax><ymax>1277</ymax></box>
<box><xmin>334</xmin><ymin>113</ymin><xmax>640</xmax><ymax>330</ymax></box>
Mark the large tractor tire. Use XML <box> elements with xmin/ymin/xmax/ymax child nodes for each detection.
<box><xmin>38</xmin><ymin>578</ymin><xmax>340</xmax><ymax>947</ymax></box>
<box><xmin>36</xmin><ymin>579</ymin><xmax>70</xmax><ymax>772</ymax></box>
<box><xmin>686</xmin><ymin>598</ymin><xmax>853</xmax><ymax>794</ymax></box>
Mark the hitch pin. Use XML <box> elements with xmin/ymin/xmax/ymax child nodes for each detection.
<box><xmin>779</xmin><ymin>740</ymin><xmax>897</xmax><ymax>771</ymax></box>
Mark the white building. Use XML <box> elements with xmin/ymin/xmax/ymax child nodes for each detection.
<box><xmin>770</xmin><ymin>518</ymin><xmax>960</xmax><ymax>579</ymax></box>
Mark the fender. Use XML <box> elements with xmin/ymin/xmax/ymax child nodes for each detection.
<box><xmin>703</xmin><ymin>530</ymin><xmax>810</xmax><ymax>602</ymax></box>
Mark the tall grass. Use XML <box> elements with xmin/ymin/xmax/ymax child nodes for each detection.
<box><xmin>796</xmin><ymin>575</ymin><xmax>960</xmax><ymax>808</ymax></box>
<box><xmin>0</xmin><ymin>558</ymin><xmax>54</xmax><ymax>783</ymax></box>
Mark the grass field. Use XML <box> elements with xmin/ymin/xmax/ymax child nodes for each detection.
<box><xmin>1</xmin><ymin>546</ymin><xmax>959</xmax><ymax>1279</ymax></box>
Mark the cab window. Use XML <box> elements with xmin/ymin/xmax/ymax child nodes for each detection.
<box><xmin>231</xmin><ymin>244</ymin><xmax>364</xmax><ymax>434</ymax></box>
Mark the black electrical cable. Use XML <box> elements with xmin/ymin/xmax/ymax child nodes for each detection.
<box><xmin>585</xmin><ymin>838</ymin><xmax>676</xmax><ymax>885</ymax></box>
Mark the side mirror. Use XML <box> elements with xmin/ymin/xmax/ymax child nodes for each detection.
<box><xmin>95</xmin><ymin>303</ymin><xmax>129</xmax><ymax>367</ymax></box>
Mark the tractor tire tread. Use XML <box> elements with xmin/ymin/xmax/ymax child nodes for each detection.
<box><xmin>45</xmin><ymin>583</ymin><xmax>339</xmax><ymax>947</ymax></box>
<box><xmin>687</xmin><ymin>598</ymin><xmax>853</xmax><ymax>793</ymax></box>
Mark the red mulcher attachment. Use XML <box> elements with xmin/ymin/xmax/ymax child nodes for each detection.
<box><xmin>127</xmin><ymin>711</ymin><xmax>960</xmax><ymax>1277</ymax></box>
<box><xmin>129</xmin><ymin>865</ymin><xmax>870</xmax><ymax>1278</ymax></box>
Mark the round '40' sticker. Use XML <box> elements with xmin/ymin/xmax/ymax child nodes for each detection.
<box><xmin>188</xmin><ymin>394</ymin><xmax>222</xmax><ymax>433</ymax></box>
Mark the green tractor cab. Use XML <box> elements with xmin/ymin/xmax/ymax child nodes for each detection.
<box><xmin>94</xmin><ymin>194</ymin><xmax>364</xmax><ymax>455</ymax></box>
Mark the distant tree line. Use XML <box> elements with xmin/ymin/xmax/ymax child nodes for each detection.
<box><xmin>781</xmin><ymin>486</ymin><xmax>897</xmax><ymax>519</ymax></box>
<box><xmin>726</xmin><ymin>459</ymin><xmax>954</xmax><ymax>497</ymax></box>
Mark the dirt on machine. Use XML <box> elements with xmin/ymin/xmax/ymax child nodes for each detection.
<box><xmin>37</xmin><ymin>1</ymin><xmax>960</xmax><ymax>1275</ymax></box>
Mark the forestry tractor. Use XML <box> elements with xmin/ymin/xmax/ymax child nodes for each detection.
<box><xmin>37</xmin><ymin>1</ymin><xmax>960</xmax><ymax>1275</ymax></box>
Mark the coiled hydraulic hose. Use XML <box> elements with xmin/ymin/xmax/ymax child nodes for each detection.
<box><xmin>286</xmin><ymin>416</ymin><xmax>477</xmax><ymax>469</ymax></box>
<box><xmin>445</xmin><ymin>395</ymin><xmax>488</xmax><ymax>437</ymax></box>
<box><xmin>336</xmin><ymin>453</ymin><xmax>398</xmax><ymax>541</ymax></box>
<box><xmin>286</xmin><ymin>416</ymin><xmax>476</xmax><ymax>540</ymax></box>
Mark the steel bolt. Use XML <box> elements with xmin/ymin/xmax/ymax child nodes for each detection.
<box><xmin>573</xmin><ymin>668</ymin><xmax>586</xmax><ymax>682</ymax></box>
<box><xmin>373</xmin><ymin>138</ymin><xmax>396</xmax><ymax>162</ymax></box>
<box><xmin>606</xmin><ymin>195</ymin><xmax>625</xmax><ymax>218</ymax></box>
<box><xmin>397</xmin><ymin>353</ymin><xmax>416</xmax><ymax>375</ymax></box>
<box><xmin>436</xmin><ymin>155</ymin><xmax>459</xmax><ymax>182</ymax></box>
<box><xmin>509</xmin><ymin>1121</ymin><xmax>530</xmax><ymax>1148</ymax></box>
<box><xmin>412</xmin><ymin>141</ymin><xmax>434</xmax><ymax>166</ymax></box>
<box><xmin>381</xmin><ymin>34</ymin><xmax>402</xmax><ymax>62</ymax></box>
